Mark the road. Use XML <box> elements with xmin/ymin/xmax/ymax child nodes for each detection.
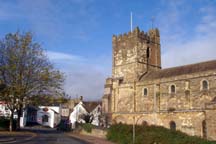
<box><xmin>12</xmin><ymin>127</ymin><xmax>89</xmax><ymax>144</ymax></box>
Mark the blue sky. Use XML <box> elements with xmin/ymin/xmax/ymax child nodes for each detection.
<box><xmin>0</xmin><ymin>0</ymin><xmax>216</xmax><ymax>100</ymax></box>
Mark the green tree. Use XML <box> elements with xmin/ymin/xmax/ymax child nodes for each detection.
<box><xmin>0</xmin><ymin>32</ymin><xmax>64</xmax><ymax>131</ymax></box>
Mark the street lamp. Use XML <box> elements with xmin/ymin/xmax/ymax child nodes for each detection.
<box><xmin>132</xmin><ymin>115</ymin><xmax>144</xmax><ymax>144</ymax></box>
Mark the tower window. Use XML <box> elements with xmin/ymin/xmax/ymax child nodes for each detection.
<box><xmin>143</xmin><ymin>88</ymin><xmax>148</xmax><ymax>96</ymax></box>
<box><xmin>202</xmin><ymin>80</ymin><xmax>208</xmax><ymax>90</ymax></box>
<box><xmin>170</xmin><ymin>85</ymin><xmax>176</xmax><ymax>94</ymax></box>
<box><xmin>147</xmin><ymin>47</ymin><xmax>150</xmax><ymax>58</ymax></box>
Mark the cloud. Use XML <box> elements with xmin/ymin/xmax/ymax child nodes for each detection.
<box><xmin>158</xmin><ymin>2</ymin><xmax>216</xmax><ymax>68</ymax></box>
<box><xmin>47</xmin><ymin>51</ymin><xmax>111</xmax><ymax>101</ymax></box>
<box><xmin>63</xmin><ymin>67</ymin><xmax>107</xmax><ymax>101</ymax></box>
<box><xmin>47</xmin><ymin>51</ymin><xmax>85</xmax><ymax>61</ymax></box>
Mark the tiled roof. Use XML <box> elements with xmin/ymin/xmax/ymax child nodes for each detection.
<box><xmin>83</xmin><ymin>101</ymin><xmax>102</xmax><ymax>112</ymax></box>
<box><xmin>140</xmin><ymin>60</ymin><xmax>216</xmax><ymax>81</ymax></box>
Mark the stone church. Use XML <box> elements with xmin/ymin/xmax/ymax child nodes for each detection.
<box><xmin>102</xmin><ymin>27</ymin><xmax>216</xmax><ymax>140</ymax></box>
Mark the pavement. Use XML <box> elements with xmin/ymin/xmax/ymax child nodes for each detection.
<box><xmin>0</xmin><ymin>127</ymin><xmax>115</xmax><ymax>144</ymax></box>
<box><xmin>0</xmin><ymin>131</ymin><xmax>37</xmax><ymax>143</ymax></box>
<box><xmin>67</xmin><ymin>133</ymin><xmax>115</xmax><ymax>144</ymax></box>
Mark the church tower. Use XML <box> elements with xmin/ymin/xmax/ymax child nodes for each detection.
<box><xmin>112</xmin><ymin>27</ymin><xmax>161</xmax><ymax>83</ymax></box>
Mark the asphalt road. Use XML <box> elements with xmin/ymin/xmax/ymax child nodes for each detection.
<box><xmin>12</xmin><ymin>127</ymin><xmax>88</xmax><ymax>144</ymax></box>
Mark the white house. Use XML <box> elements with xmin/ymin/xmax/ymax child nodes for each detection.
<box><xmin>69</xmin><ymin>101</ymin><xmax>88</xmax><ymax>129</ymax></box>
<box><xmin>0</xmin><ymin>101</ymin><xmax>11</xmax><ymax>117</ymax></box>
<box><xmin>36</xmin><ymin>106</ymin><xmax>61</xmax><ymax>128</ymax></box>
<box><xmin>69</xmin><ymin>101</ymin><xmax>102</xmax><ymax>128</ymax></box>
<box><xmin>90</xmin><ymin>104</ymin><xmax>102</xmax><ymax>126</ymax></box>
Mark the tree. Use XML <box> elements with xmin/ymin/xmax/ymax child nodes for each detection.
<box><xmin>0</xmin><ymin>32</ymin><xmax>64</xmax><ymax>131</ymax></box>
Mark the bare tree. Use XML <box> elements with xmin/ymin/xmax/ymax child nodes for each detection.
<box><xmin>0</xmin><ymin>32</ymin><xmax>64</xmax><ymax>131</ymax></box>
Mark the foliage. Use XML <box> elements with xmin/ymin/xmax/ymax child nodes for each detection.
<box><xmin>81</xmin><ymin>123</ymin><xmax>94</xmax><ymax>133</ymax></box>
<box><xmin>0</xmin><ymin>117</ymin><xmax>16</xmax><ymax>130</ymax></box>
<box><xmin>107</xmin><ymin>124</ymin><xmax>215</xmax><ymax>144</ymax></box>
<box><xmin>0</xmin><ymin>31</ymin><xmax>64</xmax><ymax>131</ymax></box>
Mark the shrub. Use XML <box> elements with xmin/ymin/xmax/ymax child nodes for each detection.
<box><xmin>0</xmin><ymin>117</ymin><xmax>16</xmax><ymax>130</ymax></box>
<box><xmin>81</xmin><ymin>123</ymin><xmax>94</xmax><ymax>133</ymax></box>
<box><xmin>107</xmin><ymin>124</ymin><xmax>215</xmax><ymax>144</ymax></box>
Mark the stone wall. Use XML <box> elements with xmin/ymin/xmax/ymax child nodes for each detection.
<box><xmin>112</xmin><ymin>111</ymin><xmax>206</xmax><ymax>137</ymax></box>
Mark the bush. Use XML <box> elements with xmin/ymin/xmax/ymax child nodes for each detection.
<box><xmin>81</xmin><ymin>123</ymin><xmax>94</xmax><ymax>133</ymax></box>
<box><xmin>0</xmin><ymin>117</ymin><xmax>16</xmax><ymax>130</ymax></box>
<box><xmin>107</xmin><ymin>124</ymin><xmax>215</xmax><ymax>144</ymax></box>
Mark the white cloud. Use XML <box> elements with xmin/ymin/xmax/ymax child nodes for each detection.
<box><xmin>47</xmin><ymin>51</ymin><xmax>84</xmax><ymax>61</ymax></box>
<box><xmin>159</xmin><ymin>3</ymin><xmax>216</xmax><ymax>68</ymax></box>
<box><xmin>162</xmin><ymin>37</ymin><xmax>216</xmax><ymax>68</ymax></box>
<box><xmin>47</xmin><ymin>51</ymin><xmax>111</xmax><ymax>101</ymax></box>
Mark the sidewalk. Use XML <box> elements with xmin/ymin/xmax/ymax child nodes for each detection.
<box><xmin>67</xmin><ymin>133</ymin><xmax>115</xmax><ymax>144</ymax></box>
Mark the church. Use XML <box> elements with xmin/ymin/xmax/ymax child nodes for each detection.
<box><xmin>102</xmin><ymin>27</ymin><xmax>216</xmax><ymax>140</ymax></box>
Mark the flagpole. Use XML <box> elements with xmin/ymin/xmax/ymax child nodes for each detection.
<box><xmin>131</xmin><ymin>12</ymin><xmax>133</xmax><ymax>32</ymax></box>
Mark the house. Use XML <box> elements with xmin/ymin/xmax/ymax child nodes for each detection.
<box><xmin>0</xmin><ymin>101</ymin><xmax>11</xmax><ymax>117</ymax></box>
<box><xmin>69</xmin><ymin>101</ymin><xmax>88</xmax><ymax>129</ymax></box>
<box><xmin>83</xmin><ymin>101</ymin><xmax>102</xmax><ymax>126</ymax></box>
<box><xmin>69</xmin><ymin>100</ymin><xmax>102</xmax><ymax>129</ymax></box>
<box><xmin>37</xmin><ymin>106</ymin><xmax>61</xmax><ymax>128</ymax></box>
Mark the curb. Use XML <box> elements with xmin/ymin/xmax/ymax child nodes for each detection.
<box><xmin>0</xmin><ymin>138</ymin><xmax>16</xmax><ymax>143</ymax></box>
<box><xmin>0</xmin><ymin>132</ymin><xmax>37</xmax><ymax>144</ymax></box>
<box><xmin>66</xmin><ymin>133</ymin><xmax>114</xmax><ymax>144</ymax></box>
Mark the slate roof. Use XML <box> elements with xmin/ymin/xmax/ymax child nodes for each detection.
<box><xmin>83</xmin><ymin>101</ymin><xmax>102</xmax><ymax>113</ymax></box>
<box><xmin>140</xmin><ymin>60</ymin><xmax>216</xmax><ymax>81</ymax></box>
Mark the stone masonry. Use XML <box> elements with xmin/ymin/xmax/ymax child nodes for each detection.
<box><xmin>102</xmin><ymin>27</ymin><xmax>216</xmax><ymax>140</ymax></box>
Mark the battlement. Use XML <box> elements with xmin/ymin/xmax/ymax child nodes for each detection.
<box><xmin>112</xmin><ymin>27</ymin><xmax>160</xmax><ymax>42</ymax></box>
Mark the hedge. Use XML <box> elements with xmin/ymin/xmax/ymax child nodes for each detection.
<box><xmin>107</xmin><ymin>124</ymin><xmax>216</xmax><ymax>144</ymax></box>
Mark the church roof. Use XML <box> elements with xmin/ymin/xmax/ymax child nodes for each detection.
<box><xmin>140</xmin><ymin>60</ymin><xmax>216</xmax><ymax>81</ymax></box>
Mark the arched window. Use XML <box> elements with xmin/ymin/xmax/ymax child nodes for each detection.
<box><xmin>170</xmin><ymin>121</ymin><xmax>176</xmax><ymax>131</ymax></box>
<box><xmin>143</xmin><ymin>88</ymin><xmax>148</xmax><ymax>96</ymax></box>
<box><xmin>202</xmin><ymin>80</ymin><xmax>208</xmax><ymax>90</ymax></box>
<box><xmin>170</xmin><ymin>85</ymin><xmax>176</xmax><ymax>94</ymax></box>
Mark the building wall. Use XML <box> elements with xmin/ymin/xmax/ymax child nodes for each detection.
<box><xmin>110</xmin><ymin>70</ymin><xmax>216</xmax><ymax>139</ymax></box>
<box><xmin>102</xmin><ymin>27</ymin><xmax>216</xmax><ymax>140</ymax></box>
<box><xmin>112</xmin><ymin>111</ymin><xmax>205</xmax><ymax>137</ymax></box>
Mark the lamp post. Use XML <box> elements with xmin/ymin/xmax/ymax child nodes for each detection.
<box><xmin>132</xmin><ymin>115</ymin><xmax>144</xmax><ymax>144</ymax></box>
<box><xmin>133</xmin><ymin>116</ymin><xmax>135</xmax><ymax>144</ymax></box>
